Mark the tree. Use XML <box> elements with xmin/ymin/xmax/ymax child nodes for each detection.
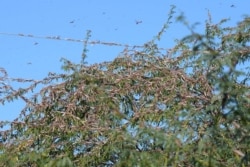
<box><xmin>0</xmin><ymin>9</ymin><xmax>250</xmax><ymax>166</ymax></box>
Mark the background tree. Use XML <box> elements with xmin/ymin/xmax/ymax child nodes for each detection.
<box><xmin>0</xmin><ymin>9</ymin><xmax>250</xmax><ymax>166</ymax></box>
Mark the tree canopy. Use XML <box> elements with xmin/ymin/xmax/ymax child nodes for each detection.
<box><xmin>0</xmin><ymin>9</ymin><xmax>250</xmax><ymax>166</ymax></box>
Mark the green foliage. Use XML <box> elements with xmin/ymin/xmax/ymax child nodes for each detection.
<box><xmin>0</xmin><ymin>9</ymin><xmax>250</xmax><ymax>166</ymax></box>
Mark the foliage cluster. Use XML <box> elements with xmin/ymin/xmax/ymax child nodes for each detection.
<box><xmin>0</xmin><ymin>7</ymin><xmax>250</xmax><ymax>166</ymax></box>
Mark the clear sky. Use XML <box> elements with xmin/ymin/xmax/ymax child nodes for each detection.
<box><xmin>0</xmin><ymin>0</ymin><xmax>249</xmax><ymax>122</ymax></box>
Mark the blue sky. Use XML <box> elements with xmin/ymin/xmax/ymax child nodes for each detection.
<box><xmin>0</xmin><ymin>0</ymin><xmax>249</xmax><ymax>122</ymax></box>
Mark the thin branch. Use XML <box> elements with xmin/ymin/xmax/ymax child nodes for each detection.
<box><xmin>0</xmin><ymin>32</ymin><xmax>169</xmax><ymax>51</ymax></box>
